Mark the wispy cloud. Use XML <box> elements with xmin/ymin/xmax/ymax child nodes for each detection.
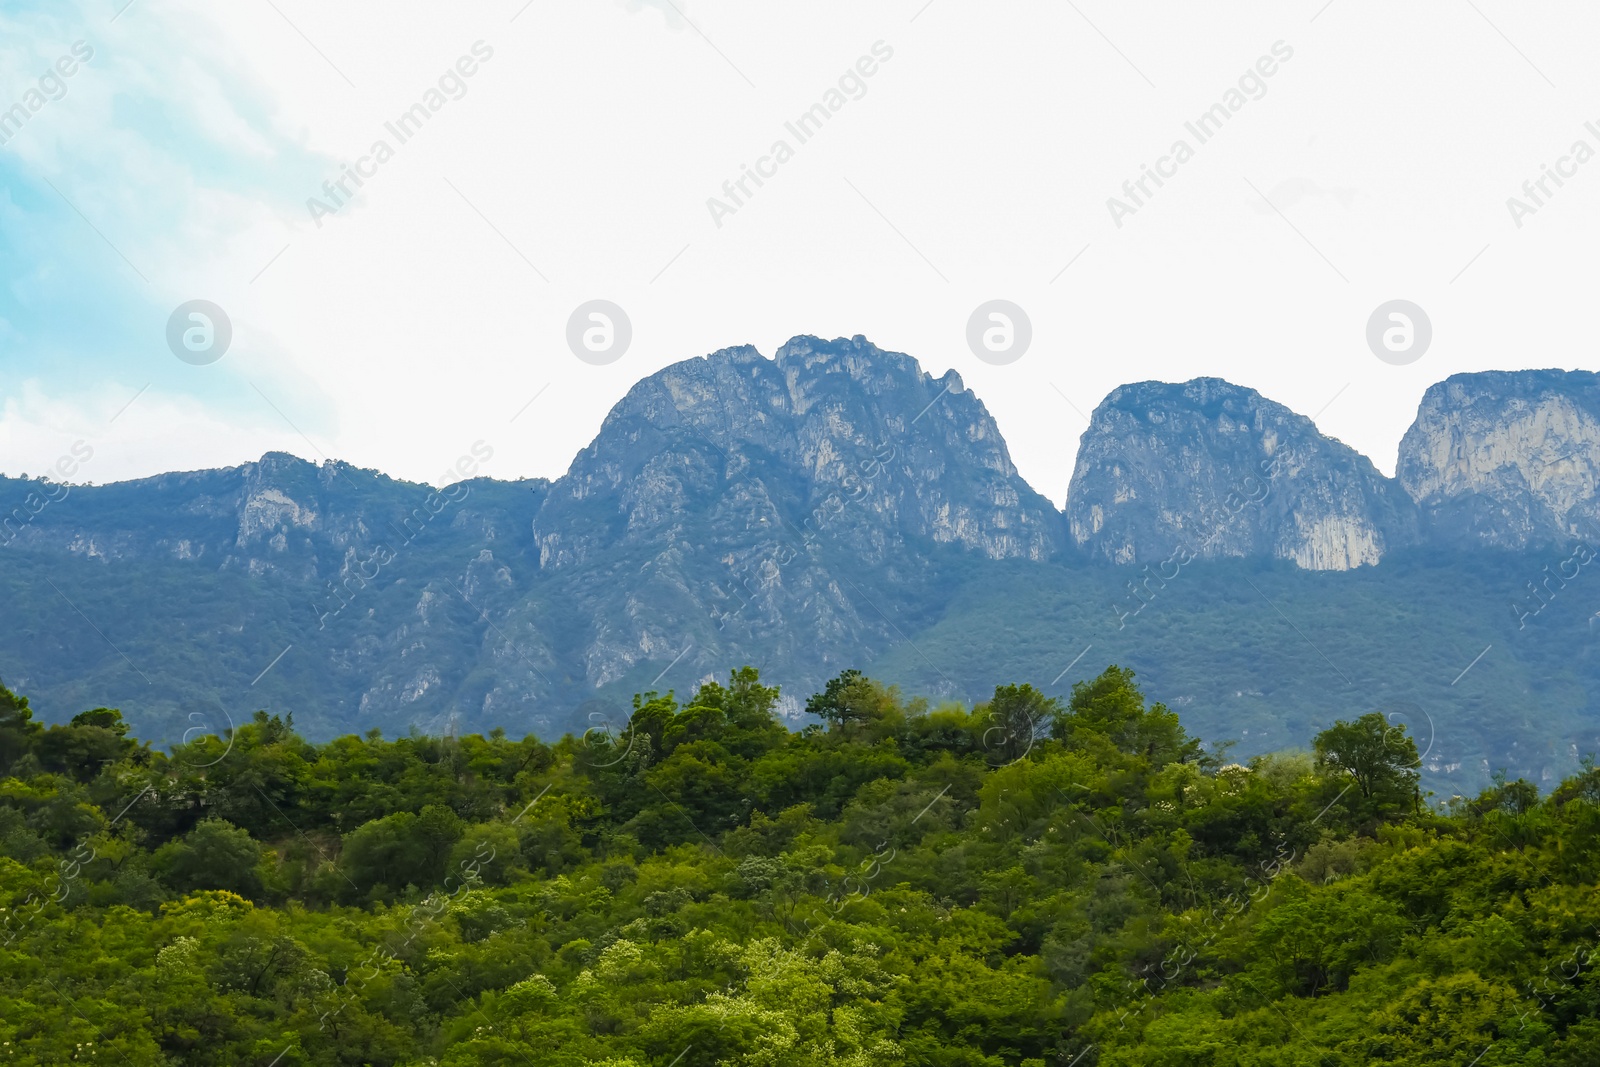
<box><xmin>0</xmin><ymin>0</ymin><xmax>337</xmax><ymax>461</ymax></box>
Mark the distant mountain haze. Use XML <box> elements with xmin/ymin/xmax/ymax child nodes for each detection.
<box><xmin>3</xmin><ymin>336</ymin><xmax>1599</xmax><ymax>791</ymax></box>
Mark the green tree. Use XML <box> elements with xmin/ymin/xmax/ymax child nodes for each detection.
<box><xmin>979</xmin><ymin>683</ymin><xmax>1061</xmax><ymax>765</ymax></box>
<box><xmin>153</xmin><ymin>818</ymin><xmax>264</xmax><ymax>897</ymax></box>
<box><xmin>1056</xmin><ymin>665</ymin><xmax>1199</xmax><ymax>765</ymax></box>
<box><xmin>340</xmin><ymin>804</ymin><xmax>463</xmax><ymax>895</ymax></box>
<box><xmin>1313</xmin><ymin>712</ymin><xmax>1420</xmax><ymax>818</ymax></box>
<box><xmin>804</xmin><ymin>669</ymin><xmax>868</xmax><ymax>732</ymax></box>
<box><xmin>803</xmin><ymin>669</ymin><xmax>901</xmax><ymax>738</ymax></box>
<box><xmin>0</xmin><ymin>682</ymin><xmax>42</xmax><ymax>775</ymax></box>
<box><xmin>35</xmin><ymin>708</ymin><xmax>140</xmax><ymax>781</ymax></box>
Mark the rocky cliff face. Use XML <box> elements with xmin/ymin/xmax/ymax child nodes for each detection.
<box><xmin>9</xmin><ymin>453</ymin><xmax>398</xmax><ymax>571</ymax></box>
<box><xmin>1397</xmin><ymin>370</ymin><xmax>1600</xmax><ymax>550</ymax></box>
<box><xmin>529</xmin><ymin>334</ymin><xmax>1065</xmax><ymax>690</ymax></box>
<box><xmin>535</xmin><ymin>335</ymin><xmax>1061</xmax><ymax>568</ymax></box>
<box><xmin>1065</xmin><ymin>378</ymin><xmax>1419</xmax><ymax>571</ymax></box>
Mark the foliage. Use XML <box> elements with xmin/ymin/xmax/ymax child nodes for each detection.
<box><xmin>0</xmin><ymin>665</ymin><xmax>1597</xmax><ymax>1066</ymax></box>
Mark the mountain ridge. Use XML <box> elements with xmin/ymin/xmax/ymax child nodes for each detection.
<box><xmin>15</xmin><ymin>348</ymin><xmax>1596</xmax><ymax>569</ymax></box>
<box><xmin>3</xmin><ymin>337</ymin><xmax>1599</xmax><ymax>791</ymax></box>
<box><xmin>12</xmin><ymin>349</ymin><xmax>1595</xmax><ymax>568</ymax></box>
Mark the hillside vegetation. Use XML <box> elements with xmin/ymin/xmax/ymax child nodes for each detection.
<box><xmin>1</xmin><ymin>667</ymin><xmax>1597</xmax><ymax>1065</ymax></box>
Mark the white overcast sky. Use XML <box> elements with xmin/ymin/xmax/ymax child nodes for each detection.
<box><xmin>2</xmin><ymin>0</ymin><xmax>1598</xmax><ymax>502</ymax></box>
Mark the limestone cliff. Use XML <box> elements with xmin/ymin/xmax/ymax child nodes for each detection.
<box><xmin>530</xmin><ymin>334</ymin><xmax>1066</xmax><ymax>688</ymax></box>
<box><xmin>1397</xmin><ymin>369</ymin><xmax>1600</xmax><ymax>550</ymax></box>
<box><xmin>1065</xmin><ymin>378</ymin><xmax>1419</xmax><ymax>570</ymax></box>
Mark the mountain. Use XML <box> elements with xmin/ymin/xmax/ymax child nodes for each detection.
<box><xmin>0</xmin><ymin>450</ymin><xmax>550</xmax><ymax>741</ymax></box>
<box><xmin>3</xmin><ymin>340</ymin><xmax>1600</xmax><ymax>791</ymax></box>
<box><xmin>1398</xmin><ymin>369</ymin><xmax>1600</xmax><ymax>550</ymax></box>
<box><xmin>1066</xmin><ymin>368</ymin><xmax>1600</xmax><ymax>566</ymax></box>
<box><xmin>1065</xmin><ymin>378</ymin><xmax>1418</xmax><ymax>570</ymax></box>
<box><xmin>527</xmin><ymin>335</ymin><xmax>1062</xmax><ymax>696</ymax></box>
<box><xmin>0</xmin><ymin>336</ymin><xmax>1060</xmax><ymax>743</ymax></box>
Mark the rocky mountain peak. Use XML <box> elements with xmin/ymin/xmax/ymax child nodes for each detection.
<box><xmin>534</xmin><ymin>335</ymin><xmax>1062</xmax><ymax>571</ymax></box>
<box><xmin>1397</xmin><ymin>369</ymin><xmax>1600</xmax><ymax>549</ymax></box>
<box><xmin>522</xmin><ymin>335</ymin><xmax>1064</xmax><ymax>692</ymax></box>
<box><xmin>1065</xmin><ymin>377</ymin><xmax>1418</xmax><ymax>570</ymax></box>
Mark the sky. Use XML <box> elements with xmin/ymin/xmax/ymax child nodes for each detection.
<box><xmin>3</xmin><ymin>0</ymin><xmax>1599</xmax><ymax>504</ymax></box>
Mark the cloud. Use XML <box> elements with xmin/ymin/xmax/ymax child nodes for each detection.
<box><xmin>0</xmin><ymin>0</ymin><xmax>337</xmax><ymax>446</ymax></box>
<box><xmin>1250</xmin><ymin>177</ymin><xmax>1359</xmax><ymax>214</ymax></box>
<box><xmin>0</xmin><ymin>373</ymin><xmax>317</xmax><ymax>483</ymax></box>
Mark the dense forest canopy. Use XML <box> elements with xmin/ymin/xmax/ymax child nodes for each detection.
<box><xmin>1</xmin><ymin>666</ymin><xmax>1598</xmax><ymax>1065</ymax></box>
